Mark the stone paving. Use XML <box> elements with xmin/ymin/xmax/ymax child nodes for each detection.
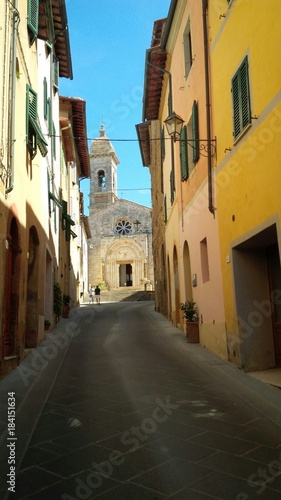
<box><xmin>1</xmin><ymin>301</ymin><xmax>281</xmax><ymax>499</ymax></box>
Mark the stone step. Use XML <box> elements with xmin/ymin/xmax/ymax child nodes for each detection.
<box><xmin>98</xmin><ymin>289</ymin><xmax>154</xmax><ymax>303</ymax></box>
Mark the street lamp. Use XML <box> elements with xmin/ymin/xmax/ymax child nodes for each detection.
<box><xmin>164</xmin><ymin>111</ymin><xmax>184</xmax><ymax>142</ymax></box>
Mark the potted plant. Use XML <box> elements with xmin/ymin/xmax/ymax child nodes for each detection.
<box><xmin>54</xmin><ymin>281</ymin><xmax>63</xmax><ymax>322</ymax></box>
<box><xmin>180</xmin><ymin>300</ymin><xmax>199</xmax><ymax>343</ymax></box>
<box><xmin>44</xmin><ymin>319</ymin><xmax>51</xmax><ymax>331</ymax></box>
<box><xmin>62</xmin><ymin>294</ymin><xmax>71</xmax><ymax>318</ymax></box>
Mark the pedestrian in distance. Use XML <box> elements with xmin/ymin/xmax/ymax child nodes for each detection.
<box><xmin>95</xmin><ymin>285</ymin><xmax>101</xmax><ymax>305</ymax></box>
<box><xmin>89</xmin><ymin>286</ymin><xmax>94</xmax><ymax>304</ymax></box>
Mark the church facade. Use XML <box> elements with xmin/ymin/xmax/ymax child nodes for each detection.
<box><xmin>88</xmin><ymin>126</ymin><xmax>154</xmax><ymax>291</ymax></box>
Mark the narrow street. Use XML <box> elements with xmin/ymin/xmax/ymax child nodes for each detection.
<box><xmin>1</xmin><ymin>301</ymin><xmax>281</xmax><ymax>499</ymax></box>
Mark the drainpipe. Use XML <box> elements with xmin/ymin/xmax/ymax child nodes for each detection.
<box><xmin>202</xmin><ymin>0</ymin><xmax>215</xmax><ymax>215</ymax></box>
<box><xmin>6</xmin><ymin>1</ymin><xmax>19</xmax><ymax>195</ymax></box>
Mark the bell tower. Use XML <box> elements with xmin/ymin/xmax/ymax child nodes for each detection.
<box><xmin>89</xmin><ymin>125</ymin><xmax>120</xmax><ymax>214</ymax></box>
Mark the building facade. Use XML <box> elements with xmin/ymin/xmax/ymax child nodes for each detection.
<box><xmin>0</xmin><ymin>0</ymin><xmax>90</xmax><ymax>379</ymax></box>
<box><xmin>137</xmin><ymin>0</ymin><xmax>227</xmax><ymax>359</ymax></box>
<box><xmin>210</xmin><ymin>0</ymin><xmax>281</xmax><ymax>371</ymax></box>
<box><xmin>88</xmin><ymin>126</ymin><xmax>154</xmax><ymax>292</ymax></box>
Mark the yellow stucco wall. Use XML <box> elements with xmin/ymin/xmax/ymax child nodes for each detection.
<box><xmin>210</xmin><ymin>0</ymin><xmax>281</xmax><ymax>368</ymax></box>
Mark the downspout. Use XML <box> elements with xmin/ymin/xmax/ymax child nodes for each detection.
<box><xmin>202</xmin><ymin>0</ymin><xmax>215</xmax><ymax>215</ymax></box>
<box><xmin>6</xmin><ymin>1</ymin><xmax>19</xmax><ymax>195</ymax></box>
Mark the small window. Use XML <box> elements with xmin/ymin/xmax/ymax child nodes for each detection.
<box><xmin>26</xmin><ymin>85</ymin><xmax>48</xmax><ymax>159</ymax></box>
<box><xmin>192</xmin><ymin>100</ymin><xmax>199</xmax><ymax>164</ymax></box>
<box><xmin>183</xmin><ymin>19</ymin><xmax>193</xmax><ymax>78</ymax></box>
<box><xmin>164</xmin><ymin>195</ymin><xmax>167</xmax><ymax>224</ymax></box>
<box><xmin>98</xmin><ymin>170</ymin><xmax>106</xmax><ymax>191</ymax></box>
<box><xmin>200</xmin><ymin>237</ymin><xmax>210</xmax><ymax>283</ymax></box>
<box><xmin>180</xmin><ymin>125</ymin><xmax>188</xmax><ymax>181</ymax></box>
<box><xmin>43</xmin><ymin>78</ymin><xmax>48</xmax><ymax>120</ymax></box>
<box><xmin>232</xmin><ymin>56</ymin><xmax>251</xmax><ymax>140</ymax></box>
<box><xmin>170</xmin><ymin>170</ymin><xmax>175</xmax><ymax>205</ymax></box>
<box><xmin>53</xmin><ymin>56</ymin><xmax>59</xmax><ymax>92</ymax></box>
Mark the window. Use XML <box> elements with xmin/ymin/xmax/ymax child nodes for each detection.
<box><xmin>200</xmin><ymin>237</ymin><xmax>210</xmax><ymax>283</ymax></box>
<box><xmin>164</xmin><ymin>195</ymin><xmax>167</xmax><ymax>224</ymax></box>
<box><xmin>98</xmin><ymin>170</ymin><xmax>106</xmax><ymax>191</ymax></box>
<box><xmin>43</xmin><ymin>78</ymin><xmax>48</xmax><ymax>120</ymax></box>
<box><xmin>170</xmin><ymin>170</ymin><xmax>174</xmax><ymax>204</ymax></box>
<box><xmin>115</xmin><ymin>219</ymin><xmax>132</xmax><ymax>235</ymax></box>
<box><xmin>62</xmin><ymin>200</ymin><xmax>75</xmax><ymax>241</ymax></box>
<box><xmin>183</xmin><ymin>19</ymin><xmax>193</xmax><ymax>78</ymax></box>
<box><xmin>180</xmin><ymin>125</ymin><xmax>188</xmax><ymax>181</ymax></box>
<box><xmin>192</xmin><ymin>101</ymin><xmax>199</xmax><ymax>163</ymax></box>
<box><xmin>26</xmin><ymin>85</ymin><xmax>48</xmax><ymax>159</ymax></box>
<box><xmin>27</xmin><ymin>0</ymin><xmax>38</xmax><ymax>45</ymax></box>
<box><xmin>232</xmin><ymin>56</ymin><xmax>251</xmax><ymax>140</ymax></box>
<box><xmin>53</xmin><ymin>56</ymin><xmax>59</xmax><ymax>92</ymax></box>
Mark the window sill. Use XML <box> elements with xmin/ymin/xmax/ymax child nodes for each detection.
<box><xmin>233</xmin><ymin>122</ymin><xmax>252</xmax><ymax>146</ymax></box>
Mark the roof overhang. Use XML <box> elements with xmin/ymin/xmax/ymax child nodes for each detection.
<box><xmin>142</xmin><ymin>18</ymin><xmax>167</xmax><ymax>122</ymax></box>
<box><xmin>135</xmin><ymin>122</ymin><xmax>151</xmax><ymax>167</ymax></box>
<box><xmin>38</xmin><ymin>0</ymin><xmax>73</xmax><ymax>79</ymax></box>
<box><xmin>60</xmin><ymin>96</ymin><xmax>90</xmax><ymax>178</ymax></box>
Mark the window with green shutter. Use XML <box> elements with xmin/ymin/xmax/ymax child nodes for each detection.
<box><xmin>26</xmin><ymin>85</ymin><xmax>48</xmax><ymax>159</ymax></box>
<box><xmin>180</xmin><ymin>125</ymin><xmax>188</xmax><ymax>181</ymax></box>
<box><xmin>53</xmin><ymin>56</ymin><xmax>59</xmax><ymax>91</ymax></box>
<box><xmin>27</xmin><ymin>0</ymin><xmax>38</xmax><ymax>44</ymax></box>
<box><xmin>170</xmin><ymin>170</ymin><xmax>174</xmax><ymax>205</ymax></box>
<box><xmin>192</xmin><ymin>100</ymin><xmax>199</xmax><ymax>163</ymax></box>
<box><xmin>164</xmin><ymin>195</ymin><xmax>167</xmax><ymax>224</ymax></box>
<box><xmin>232</xmin><ymin>56</ymin><xmax>251</xmax><ymax>140</ymax></box>
<box><xmin>161</xmin><ymin>126</ymin><xmax>165</xmax><ymax>161</ymax></box>
<box><xmin>43</xmin><ymin>78</ymin><xmax>48</xmax><ymax>120</ymax></box>
<box><xmin>62</xmin><ymin>200</ymin><xmax>75</xmax><ymax>241</ymax></box>
<box><xmin>52</xmin><ymin>122</ymin><xmax>56</xmax><ymax>159</ymax></box>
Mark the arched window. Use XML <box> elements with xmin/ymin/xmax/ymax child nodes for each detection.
<box><xmin>98</xmin><ymin>170</ymin><xmax>106</xmax><ymax>191</ymax></box>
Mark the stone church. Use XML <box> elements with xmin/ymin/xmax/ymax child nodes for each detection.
<box><xmin>88</xmin><ymin>125</ymin><xmax>154</xmax><ymax>291</ymax></box>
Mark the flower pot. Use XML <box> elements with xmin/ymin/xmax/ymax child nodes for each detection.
<box><xmin>185</xmin><ymin>321</ymin><xmax>199</xmax><ymax>343</ymax></box>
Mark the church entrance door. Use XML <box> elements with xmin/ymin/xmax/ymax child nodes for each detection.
<box><xmin>119</xmin><ymin>264</ymin><xmax>133</xmax><ymax>287</ymax></box>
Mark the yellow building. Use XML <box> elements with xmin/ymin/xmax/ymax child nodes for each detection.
<box><xmin>210</xmin><ymin>0</ymin><xmax>281</xmax><ymax>370</ymax></box>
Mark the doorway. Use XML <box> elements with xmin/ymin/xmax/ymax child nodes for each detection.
<box><xmin>232</xmin><ymin>224</ymin><xmax>278</xmax><ymax>371</ymax></box>
<box><xmin>267</xmin><ymin>243</ymin><xmax>281</xmax><ymax>365</ymax></box>
<box><xmin>119</xmin><ymin>263</ymin><xmax>133</xmax><ymax>287</ymax></box>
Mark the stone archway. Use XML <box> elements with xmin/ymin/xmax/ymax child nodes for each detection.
<box><xmin>105</xmin><ymin>239</ymin><xmax>145</xmax><ymax>289</ymax></box>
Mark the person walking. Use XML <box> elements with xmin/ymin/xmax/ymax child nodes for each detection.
<box><xmin>95</xmin><ymin>285</ymin><xmax>101</xmax><ymax>305</ymax></box>
<box><xmin>89</xmin><ymin>286</ymin><xmax>94</xmax><ymax>304</ymax></box>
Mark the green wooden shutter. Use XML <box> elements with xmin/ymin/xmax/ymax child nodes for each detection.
<box><xmin>180</xmin><ymin>125</ymin><xmax>188</xmax><ymax>181</ymax></box>
<box><xmin>52</xmin><ymin>122</ymin><xmax>56</xmax><ymax>159</ymax></box>
<box><xmin>170</xmin><ymin>170</ymin><xmax>174</xmax><ymax>205</ymax></box>
<box><xmin>53</xmin><ymin>56</ymin><xmax>59</xmax><ymax>91</ymax></box>
<box><xmin>164</xmin><ymin>195</ymin><xmax>167</xmax><ymax>223</ymax></box>
<box><xmin>27</xmin><ymin>0</ymin><xmax>38</xmax><ymax>43</ymax></box>
<box><xmin>240</xmin><ymin>58</ymin><xmax>251</xmax><ymax>129</ymax></box>
<box><xmin>232</xmin><ymin>56</ymin><xmax>251</xmax><ymax>140</ymax></box>
<box><xmin>43</xmin><ymin>78</ymin><xmax>48</xmax><ymax>120</ymax></box>
<box><xmin>161</xmin><ymin>126</ymin><xmax>165</xmax><ymax>161</ymax></box>
<box><xmin>26</xmin><ymin>85</ymin><xmax>37</xmax><ymax>159</ymax></box>
<box><xmin>192</xmin><ymin>100</ymin><xmax>199</xmax><ymax>163</ymax></box>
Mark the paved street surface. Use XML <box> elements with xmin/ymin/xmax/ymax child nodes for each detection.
<box><xmin>1</xmin><ymin>301</ymin><xmax>281</xmax><ymax>499</ymax></box>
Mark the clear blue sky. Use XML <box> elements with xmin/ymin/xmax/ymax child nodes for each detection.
<box><xmin>60</xmin><ymin>0</ymin><xmax>171</xmax><ymax>214</ymax></box>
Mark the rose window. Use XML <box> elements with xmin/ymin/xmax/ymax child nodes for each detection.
<box><xmin>115</xmin><ymin>219</ymin><xmax>132</xmax><ymax>235</ymax></box>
